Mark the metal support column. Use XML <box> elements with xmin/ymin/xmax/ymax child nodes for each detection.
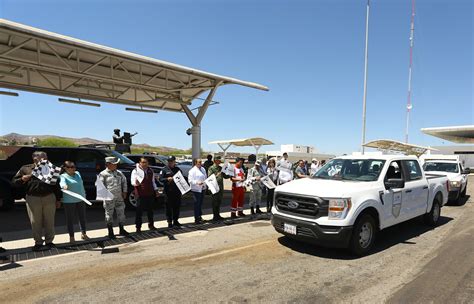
<box><xmin>182</xmin><ymin>81</ymin><xmax>222</xmax><ymax>159</ymax></box>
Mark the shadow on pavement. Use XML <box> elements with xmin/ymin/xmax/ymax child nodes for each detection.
<box><xmin>277</xmin><ymin>215</ymin><xmax>453</xmax><ymax>260</ymax></box>
<box><xmin>446</xmin><ymin>195</ymin><xmax>470</xmax><ymax>206</ymax></box>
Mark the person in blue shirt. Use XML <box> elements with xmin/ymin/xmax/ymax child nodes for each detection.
<box><xmin>60</xmin><ymin>161</ymin><xmax>89</xmax><ymax>243</ymax></box>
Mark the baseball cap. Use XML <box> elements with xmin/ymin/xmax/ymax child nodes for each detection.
<box><xmin>167</xmin><ymin>155</ymin><xmax>176</xmax><ymax>162</ymax></box>
<box><xmin>105</xmin><ymin>156</ymin><xmax>120</xmax><ymax>164</ymax></box>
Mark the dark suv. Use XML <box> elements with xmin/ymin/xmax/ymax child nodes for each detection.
<box><xmin>0</xmin><ymin>146</ymin><xmax>163</xmax><ymax>210</ymax></box>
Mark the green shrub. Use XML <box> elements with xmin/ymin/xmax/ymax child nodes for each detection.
<box><xmin>37</xmin><ymin>137</ymin><xmax>77</xmax><ymax>147</ymax></box>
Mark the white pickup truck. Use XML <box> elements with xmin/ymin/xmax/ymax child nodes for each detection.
<box><xmin>420</xmin><ymin>156</ymin><xmax>469</xmax><ymax>205</ymax></box>
<box><xmin>271</xmin><ymin>155</ymin><xmax>449</xmax><ymax>256</ymax></box>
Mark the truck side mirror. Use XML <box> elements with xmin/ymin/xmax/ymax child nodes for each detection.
<box><xmin>385</xmin><ymin>178</ymin><xmax>405</xmax><ymax>190</ymax></box>
<box><xmin>462</xmin><ymin>168</ymin><xmax>470</xmax><ymax>175</ymax></box>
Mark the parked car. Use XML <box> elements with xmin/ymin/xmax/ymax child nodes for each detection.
<box><xmin>271</xmin><ymin>155</ymin><xmax>449</xmax><ymax>256</ymax></box>
<box><xmin>422</xmin><ymin>159</ymin><xmax>469</xmax><ymax>205</ymax></box>
<box><xmin>0</xmin><ymin>146</ymin><xmax>163</xmax><ymax>210</ymax></box>
<box><xmin>126</xmin><ymin>154</ymin><xmax>192</xmax><ymax>178</ymax></box>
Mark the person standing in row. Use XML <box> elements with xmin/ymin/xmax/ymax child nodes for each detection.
<box><xmin>12</xmin><ymin>151</ymin><xmax>62</xmax><ymax>251</ymax></box>
<box><xmin>310</xmin><ymin>158</ymin><xmax>320</xmax><ymax>176</ymax></box>
<box><xmin>60</xmin><ymin>161</ymin><xmax>89</xmax><ymax>243</ymax></box>
<box><xmin>207</xmin><ymin>156</ymin><xmax>225</xmax><ymax>221</ymax></box>
<box><xmin>188</xmin><ymin>158</ymin><xmax>207</xmax><ymax>224</ymax></box>
<box><xmin>295</xmin><ymin>160</ymin><xmax>309</xmax><ymax>179</ymax></box>
<box><xmin>203</xmin><ymin>154</ymin><xmax>214</xmax><ymax>172</ymax></box>
<box><xmin>230</xmin><ymin>158</ymin><xmax>246</xmax><ymax>218</ymax></box>
<box><xmin>266</xmin><ymin>158</ymin><xmax>279</xmax><ymax>212</ymax></box>
<box><xmin>99</xmin><ymin>157</ymin><xmax>129</xmax><ymax>239</ymax></box>
<box><xmin>277</xmin><ymin>152</ymin><xmax>293</xmax><ymax>184</ymax></box>
<box><xmin>131</xmin><ymin>157</ymin><xmax>159</xmax><ymax>233</ymax></box>
<box><xmin>248</xmin><ymin>160</ymin><xmax>263</xmax><ymax>214</ymax></box>
<box><xmin>160</xmin><ymin>156</ymin><xmax>183</xmax><ymax>228</ymax></box>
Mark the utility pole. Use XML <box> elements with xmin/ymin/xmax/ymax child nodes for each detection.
<box><xmin>361</xmin><ymin>0</ymin><xmax>370</xmax><ymax>154</ymax></box>
<box><xmin>405</xmin><ymin>0</ymin><xmax>416</xmax><ymax>143</ymax></box>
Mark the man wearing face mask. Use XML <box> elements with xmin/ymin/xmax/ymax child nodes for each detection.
<box><xmin>12</xmin><ymin>151</ymin><xmax>62</xmax><ymax>251</ymax></box>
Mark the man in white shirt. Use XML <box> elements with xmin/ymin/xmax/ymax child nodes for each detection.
<box><xmin>188</xmin><ymin>159</ymin><xmax>207</xmax><ymax>224</ymax></box>
<box><xmin>131</xmin><ymin>157</ymin><xmax>160</xmax><ymax>233</ymax></box>
<box><xmin>277</xmin><ymin>152</ymin><xmax>293</xmax><ymax>184</ymax></box>
<box><xmin>310</xmin><ymin>158</ymin><xmax>320</xmax><ymax>176</ymax></box>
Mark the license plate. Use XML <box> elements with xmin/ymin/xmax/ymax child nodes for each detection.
<box><xmin>284</xmin><ymin>223</ymin><xmax>297</xmax><ymax>235</ymax></box>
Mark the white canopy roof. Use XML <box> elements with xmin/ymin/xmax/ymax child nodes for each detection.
<box><xmin>0</xmin><ymin>19</ymin><xmax>268</xmax><ymax>112</ymax></box>
<box><xmin>364</xmin><ymin>139</ymin><xmax>438</xmax><ymax>157</ymax></box>
<box><xmin>209</xmin><ymin>137</ymin><xmax>273</xmax><ymax>147</ymax></box>
<box><xmin>421</xmin><ymin>125</ymin><xmax>474</xmax><ymax>144</ymax></box>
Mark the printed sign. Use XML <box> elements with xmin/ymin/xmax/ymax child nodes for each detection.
<box><xmin>261</xmin><ymin>175</ymin><xmax>277</xmax><ymax>189</ymax></box>
<box><xmin>221</xmin><ymin>162</ymin><xmax>235</xmax><ymax>177</ymax></box>
<box><xmin>95</xmin><ymin>175</ymin><xmax>114</xmax><ymax>200</ymax></box>
<box><xmin>173</xmin><ymin>171</ymin><xmax>191</xmax><ymax>195</ymax></box>
<box><xmin>205</xmin><ymin>174</ymin><xmax>220</xmax><ymax>195</ymax></box>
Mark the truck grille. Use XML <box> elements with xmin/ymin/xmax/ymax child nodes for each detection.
<box><xmin>275</xmin><ymin>193</ymin><xmax>328</xmax><ymax>219</ymax></box>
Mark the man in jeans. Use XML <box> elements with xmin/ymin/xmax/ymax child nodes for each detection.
<box><xmin>159</xmin><ymin>156</ymin><xmax>183</xmax><ymax>228</ymax></box>
<box><xmin>131</xmin><ymin>157</ymin><xmax>159</xmax><ymax>233</ymax></box>
<box><xmin>12</xmin><ymin>151</ymin><xmax>61</xmax><ymax>251</ymax></box>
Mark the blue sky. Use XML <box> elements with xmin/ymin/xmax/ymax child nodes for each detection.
<box><xmin>0</xmin><ymin>0</ymin><xmax>472</xmax><ymax>155</ymax></box>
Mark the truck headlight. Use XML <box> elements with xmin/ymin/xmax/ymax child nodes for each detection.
<box><xmin>328</xmin><ymin>198</ymin><xmax>352</xmax><ymax>220</ymax></box>
<box><xmin>449</xmin><ymin>181</ymin><xmax>461</xmax><ymax>188</ymax></box>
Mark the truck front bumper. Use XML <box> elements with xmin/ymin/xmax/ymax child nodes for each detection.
<box><xmin>448</xmin><ymin>189</ymin><xmax>461</xmax><ymax>200</ymax></box>
<box><xmin>271</xmin><ymin>214</ymin><xmax>353</xmax><ymax>248</ymax></box>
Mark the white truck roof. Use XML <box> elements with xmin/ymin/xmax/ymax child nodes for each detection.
<box><xmin>337</xmin><ymin>154</ymin><xmax>416</xmax><ymax>161</ymax></box>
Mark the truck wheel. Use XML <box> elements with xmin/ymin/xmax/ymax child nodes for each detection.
<box><xmin>349</xmin><ymin>214</ymin><xmax>377</xmax><ymax>256</ymax></box>
<box><xmin>423</xmin><ymin>199</ymin><xmax>441</xmax><ymax>226</ymax></box>
<box><xmin>126</xmin><ymin>191</ymin><xmax>138</xmax><ymax>209</ymax></box>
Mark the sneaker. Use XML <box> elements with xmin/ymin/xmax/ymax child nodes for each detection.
<box><xmin>173</xmin><ymin>221</ymin><xmax>182</xmax><ymax>227</ymax></box>
<box><xmin>69</xmin><ymin>237</ymin><xmax>76</xmax><ymax>244</ymax></box>
<box><xmin>45</xmin><ymin>243</ymin><xmax>56</xmax><ymax>249</ymax></box>
<box><xmin>231</xmin><ymin>212</ymin><xmax>237</xmax><ymax>219</ymax></box>
<box><xmin>81</xmin><ymin>233</ymin><xmax>90</xmax><ymax>241</ymax></box>
<box><xmin>238</xmin><ymin>211</ymin><xmax>246</xmax><ymax>217</ymax></box>
<box><xmin>148</xmin><ymin>224</ymin><xmax>157</xmax><ymax>231</ymax></box>
<box><xmin>136</xmin><ymin>227</ymin><xmax>142</xmax><ymax>233</ymax></box>
<box><xmin>194</xmin><ymin>219</ymin><xmax>202</xmax><ymax>225</ymax></box>
<box><xmin>167</xmin><ymin>222</ymin><xmax>173</xmax><ymax>228</ymax></box>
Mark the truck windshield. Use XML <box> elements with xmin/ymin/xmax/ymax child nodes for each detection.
<box><xmin>423</xmin><ymin>162</ymin><xmax>458</xmax><ymax>173</ymax></box>
<box><xmin>313</xmin><ymin>159</ymin><xmax>385</xmax><ymax>181</ymax></box>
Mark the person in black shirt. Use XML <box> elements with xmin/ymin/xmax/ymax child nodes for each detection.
<box><xmin>12</xmin><ymin>151</ymin><xmax>62</xmax><ymax>251</ymax></box>
<box><xmin>203</xmin><ymin>154</ymin><xmax>214</xmax><ymax>172</ymax></box>
<box><xmin>159</xmin><ymin>156</ymin><xmax>183</xmax><ymax>228</ymax></box>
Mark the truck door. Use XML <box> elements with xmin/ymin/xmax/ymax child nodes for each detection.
<box><xmin>401</xmin><ymin>160</ymin><xmax>429</xmax><ymax>218</ymax></box>
<box><xmin>381</xmin><ymin>160</ymin><xmax>405</xmax><ymax>227</ymax></box>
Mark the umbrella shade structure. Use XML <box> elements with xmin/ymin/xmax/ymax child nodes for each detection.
<box><xmin>363</xmin><ymin>139</ymin><xmax>438</xmax><ymax>157</ymax></box>
<box><xmin>421</xmin><ymin>125</ymin><xmax>474</xmax><ymax>144</ymax></box>
<box><xmin>0</xmin><ymin>19</ymin><xmax>268</xmax><ymax>158</ymax></box>
<box><xmin>209</xmin><ymin>137</ymin><xmax>274</xmax><ymax>159</ymax></box>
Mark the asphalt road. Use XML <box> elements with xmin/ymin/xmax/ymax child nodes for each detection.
<box><xmin>0</xmin><ymin>177</ymin><xmax>473</xmax><ymax>303</ymax></box>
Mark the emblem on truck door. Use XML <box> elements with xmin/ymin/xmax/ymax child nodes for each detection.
<box><xmin>287</xmin><ymin>201</ymin><xmax>299</xmax><ymax>209</ymax></box>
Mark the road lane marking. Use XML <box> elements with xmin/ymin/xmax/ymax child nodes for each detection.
<box><xmin>190</xmin><ymin>240</ymin><xmax>274</xmax><ymax>262</ymax></box>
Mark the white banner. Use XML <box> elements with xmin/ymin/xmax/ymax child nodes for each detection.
<box><xmin>221</xmin><ymin>162</ymin><xmax>235</xmax><ymax>177</ymax></box>
<box><xmin>61</xmin><ymin>189</ymin><xmax>92</xmax><ymax>206</ymax></box>
<box><xmin>95</xmin><ymin>175</ymin><xmax>114</xmax><ymax>200</ymax></box>
<box><xmin>260</xmin><ymin>175</ymin><xmax>277</xmax><ymax>189</ymax></box>
<box><xmin>173</xmin><ymin>171</ymin><xmax>191</xmax><ymax>195</ymax></box>
<box><xmin>204</xmin><ymin>174</ymin><xmax>220</xmax><ymax>195</ymax></box>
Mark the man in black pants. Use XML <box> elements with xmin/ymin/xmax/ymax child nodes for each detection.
<box><xmin>159</xmin><ymin>156</ymin><xmax>183</xmax><ymax>228</ymax></box>
<box><xmin>131</xmin><ymin>157</ymin><xmax>160</xmax><ymax>233</ymax></box>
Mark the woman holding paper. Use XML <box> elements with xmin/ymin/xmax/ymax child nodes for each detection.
<box><xmin>188</xmin><ymin>159</ymin><xmax>207</xmax><ymax>224</ymax></box>
<box><xmin>266</xmin><ymin>159</ymin><xmax>278</xmax><ymax>213</ymax></box>
<box><xmin>60</xmin><ymin>161</ymin><xmax>89</xmax><ymax>243</ymax></box>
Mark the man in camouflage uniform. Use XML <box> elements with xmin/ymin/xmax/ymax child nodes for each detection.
<box><xmin>99</xmin><ymin>156</ymin><xmax>129</xmax><ymax>239</ymax></box>
<box><xmin>207</xmin><ymin>156</ymin><xmax>225</xmax><ymax>221</ymax></box>
<box><xmin>248</xmin><ymin>160</ymin><xmax>263</xmax><ymax>214</ymax></box>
